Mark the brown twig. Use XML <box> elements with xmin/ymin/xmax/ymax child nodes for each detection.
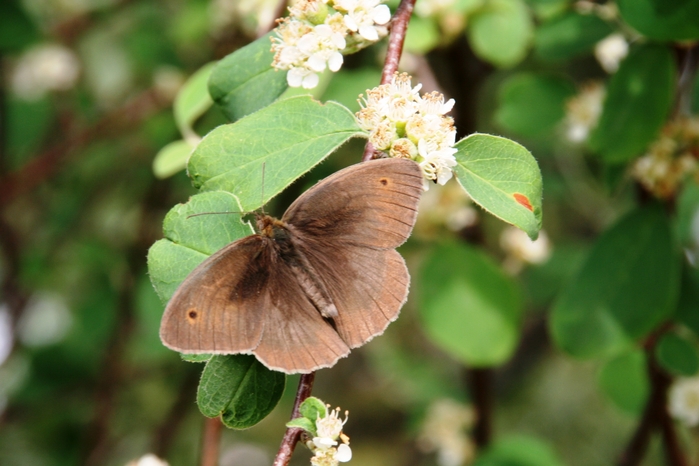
<box><xmin>273</xmin><ymin>372</ymin><xmax>316</xmax><ymax>466</ymax></box>
<box><xmin>617</xmin><ymin>325</ymin><xmax>688</xmax><ymax>466</ymax></box>
<box><xmin>468</xmin><ymin>368</ymin><xmax>493</xmax><ymax>448</ymax></box>
<box><xmin>201</xmin><ymin>417</ymin><xmax>224</xmax><ymax>466</ymax></box>
<box><xmin>361</xmin><ymin>0</ymin><xmax>417</xmax><ymax>162</ymax></box>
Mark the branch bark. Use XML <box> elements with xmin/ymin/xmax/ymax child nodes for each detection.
<box><xmin>273</xmin><ymin>372</ymin><xmax>316</xmax><ymax>466</ymax></box>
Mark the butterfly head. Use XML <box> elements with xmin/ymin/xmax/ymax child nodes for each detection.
<box><xmin>255</xmin><ymin>213</ymin><xmax>287</xmax><ymax>238</ymax></box>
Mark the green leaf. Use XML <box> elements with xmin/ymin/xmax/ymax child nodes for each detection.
<box><xmin>495</xmin><ymin>73</ymin><xmax>576</xmax><ymax>138</ymax></box>
<box><xmin>419</xmin><ymin>242</ymin><xmax>522</xmax><ymax>367</ymax></box>
<box><xmin>676</xmin><ymin>265</ymin><xmax>699</xmax><ymax>335</ymax></box>
<box><xmin>174</xmin><ymin>62</ymin><xmax>216</xmax><ymax>140</ymax></box>
<box><xmin>0</xmin><ymin>1</ymin><xmax>39</xmax><ymax>52</ymax></box>
<box><xmin>534</xmin><ymin>12</ymin><xmax>613</xmax><ymax>61</ymax></box>
<box><xmin>181</xmin><ymin>353</ymin><xmax>212</xmax><ymax>363</ymax></box>
<box><xmin>299</xmin><ymin>396</ymin><xmax>328</xmax><ymax>421</ymax></box>
<box><xmin>617</xmin><ymin>0</ymin><xmax>699</xmax><ymax>41</ymax></box>
<box><xmin>208</xmin><ymin>32</ymin><xmax>289</xmax><ymax>122</ymax></box>
<box><xmin>189</xmin><ymin>95</ymin><xmax>364</xmax><ymax>211</ymax></box>
<box><xmin>286</xmin><ymin>417</ymin><xmax>316</xmax><ymax>433</ymax></box>
<box><xmin>146</xmin><ymin>191</ymin><xmax>253</xmax><ymax>303</ymax></box>
<box><xmin>589</xmin><ymin>44</ymin><xmax>675</xmax><ymax>163</ymax></box>
<box><xmin>454</xmin><ymin>133</ymin><xmax>542</xmax><ymax>240</ymax></box>
<box><xmin>473</xmin><ymin>435</ymin><xmax>564</xmax><ymax>466</ymax></box>
<box><xmin>197</xmin><ymin>354</ymin><xmax>286</xmax><ymax>429</ymax></box>
<box><xmin>656</xmin><ymin>333</ymin><xmax>699</xmax><ymax>376</ymax></box>
<box><xmin>550</xmin><ymin>205</ymin><xmax>680</xmax><ymax>358</ymax></box>
<box><xmin>598</xmin><ymin>349</ymin><xmax>649</xmax><ymax>415</ymax></box>
<box><xmin>152</xmin><ymin>140</ymin><xmax>193</xmax><ymax>179</ymax></box>
<box><xmin>468</xmin><ymin>0</ymin><xmax>533</xmax><ymax>68</ymax></box>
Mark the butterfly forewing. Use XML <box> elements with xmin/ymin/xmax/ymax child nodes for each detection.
<box><xmin>282</xmin><ymin>158</ymin><xmax>423</xmax><ymax>249</ymax></box>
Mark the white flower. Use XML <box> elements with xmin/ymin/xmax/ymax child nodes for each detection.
<box><xmin>125</xmin><ymin>454</ymin><xmax>169</xmax><ymax>466</ymax></box>
<box><xmin>419</xmin><ymin>91</ymin><xmax>455</xmax><ymax>116</ymax></box>
<box><xmin>418</xmin><ymin>139</ymin><xmax>458</xmax><ymax>189</ymax></box>
<box><xmin>287</xmin><ymin>67</ymin><xmax>320</xmax><ymax>88</ymax></box>
<box><xmin>298</xmin><ymin>23</ymin><xmax>346</xmax><ymax>72</ymax></box>
<box><xmin>11</xmin><ymin>43</ymin><xmax>80</xmax><ymax>100</ymax></box>
<box><xmin>564</xmin><ymin>82</ymin><xmax>605</xmax><ymax>143</ymax></box>
<box><xmin>316</xmin><ymin>406</ymin><xmax>348</xmax><ymax>440</ymax></box>
<box><xmin>669</xmin><ymin>377</ymin><xmax>699</xmax><ymax>427</ymax></box>
<box><xmin>417</xmin><ymin>399</ymin><xmax>475</xmax><ymax>466</ymax></box>
<box><xmin>336</xmin><ymin>0</ymin><xmax>391</xmax><ymax>41</ymax></box>
<box><xmin>500</xmin><ymin>227</ymin><xmax>551</xmax><ymax>264</ymax></box>
<box><xmin>595</xmin><ymin>33</ymin><xmax>628</xmax><ymax>73</ymax></box>
<box><xmin>336</xmin><ymin>444</ymin><xmax>352</xmax><ymax>462</ymax></box>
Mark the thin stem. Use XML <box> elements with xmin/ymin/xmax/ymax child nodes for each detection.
<box><xmin>617</xmin><ymin>325</ymin><xmax>688</xmax><ymax>466</ymax></box>
<box><xmin>273</xmin><ymin>372</ymin><xmax>316</xmax><ymax>466</ymax></box>
<box><xmin>361</xmin><ymin>0</ymin><xmax>416</xmax><ymax>162</ymax></box>
<box><xmin>200</xmin><ymin>417</ymin><xmax>223</xmax><ymax>466</ymax></box>
<box><xmin>468</xmin><ymin>368</ymin><xmax>493</xmax><ymax>448</ymax></box>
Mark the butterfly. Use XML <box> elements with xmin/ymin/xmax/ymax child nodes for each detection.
<box><xmin>159</xmin><ymin>157</ymin><xmax>423</xmax><ymax>373</ymax></box>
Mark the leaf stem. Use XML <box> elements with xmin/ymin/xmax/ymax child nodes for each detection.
<box><xmin>273</xmin><ymin>372</ymin><xmax>316</xmax><ymax>466</ymax></box>
<box><xmin>362</xmin><ymin>0</ymin><xmax>416</xmax><ymax>162</ymax></box>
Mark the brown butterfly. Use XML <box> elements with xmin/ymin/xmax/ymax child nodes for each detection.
<box><xmin>159</xmin><ymin>157</ymin><xmax>423</xmax><ymax>374</ymax></box>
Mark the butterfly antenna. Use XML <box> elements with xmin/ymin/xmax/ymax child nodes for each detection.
<box><xmin>260</xmin><ymin>162</ymin><xmax>267</xmax><ymax>215</ymax></box>
<box><xmin>186</xmin><ymin>211</ymin><xmax>241</xmax><ymax>219</ymax></box>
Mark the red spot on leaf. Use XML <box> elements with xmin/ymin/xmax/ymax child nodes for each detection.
<box><xmin>513</xmin><ymin>193</ymin><xmax>533</xmax><ymax>211</ymax></box>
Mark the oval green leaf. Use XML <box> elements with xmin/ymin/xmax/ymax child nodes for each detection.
<box><xmin>473</xmin><ymin>435</ymin><xmax>565</xmax><ymax>466</ymax></box>
<box><xmin>495</xmin><ymin>73</ymin><xmax>576</xmax><ymax>138</ymax></box>
<box><xmin>589</xmin><ymin>44</ymin><xmax>675</xmax><ymax>163</ymax></box>
<box><xmin>676</xmin><ymin>264</ymin><xmax>699</xmax><ymax>336</ymax></box>
<box><xmin>656</xmin><ymin>333</ymin><xmax>699</xmax><ymax>376</ymax></box>
<box><xmin>197</xmin><ymin>354</ymin><xmax>286</xmax><ymax>429</ymax></box>
<box><xmin>188</xmin><ymin>95</ymin><xmax>364</xmax><ymax>211</ymax></box>
<box><xmin>152</xmin><ymin>139</ymin><xmax>193</xmax><ymax>179</ymax></box>
<box><xmin>174</xmin><ymin>62</ymin><xmax>215</xmax><ymax>140</ymax></box>
<box><xmin>617</xmin><ymin>0</ymin><xmax>699</xmax><ymax>41</ymax></box>
<box><xmin>468</xmin><ymin>0</ymin><xmax>533</xmax><ymax>68</ymax></box>
<box><xmin>146</xmin><ymin>191</ymin><xmax>253</xmax><ymax>303</ymax></box>
<box><xmin>454</xmin><ymin>133</ymin><xmax>542</xmax><ymax>240</ymax></box>
<box><xmin>534</xmin><ymin>11</ymin><xmax>613</xmax><ymax>61</ymax></box>
<box><xmin>208</xmin><ymin>32</ymin><xmax>289</xmax><ymax>122</ymax></box>
<box><xmin>419</xmin><ymin>242</ymin><xmax>522</xmax><ymax>367</ymax></box>
<box><xmin>550</xmin><ymin>205</ymin><xmax>680</xmax><ymax>358</ymax></box>
<box><xmin>598</xmin><ymin>349</ymin><xmax>649</xmax><ymax>415</ymax></box>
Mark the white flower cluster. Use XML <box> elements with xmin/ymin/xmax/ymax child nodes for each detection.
<box><xmin>632</xmin><ymin>117</ymin><xmax>699</xmax><ymax>199</ymax></box>
<box><xmin>271</xmin><ymin>0</ymin><xmax>391</xmax><ymax>89</ymax></box>
<box><xmin>11</xmin><ymin>43</ymin><xmax>81</xmax><ymax>101</ymax></box>
<box><xmin>594</xmin><ymin>33</ymin><xmax>629</xmax><ymax>73</ymax></box>
<box><xmin>125</xmin><ymin>453</ymin><xmax>169</xmax><ymax>466</ymax></box>
<box><xmin>564</xmin><ymin>81</ymin><xmax>605</xmax><ymax>143</ymax></box>
<box><xmin>356</xmin><ymin>73</ymin><xmax>457</xmax><ymax>190</ymax></box>
<box><xmin>307</xmin><ymin>406</ymin><xmax>352</xmax><ymax>466</ymax></box>
<box><xmin>417</xmin><ymin>398</ymin><xmax>475</xmax><ymax>466</ymax></box>
<box><xmin>669</xmin><ymin>376</ymin><xmax>699</xmax><ymax>427</ymax></box>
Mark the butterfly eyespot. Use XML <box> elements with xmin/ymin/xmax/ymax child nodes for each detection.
<box><xmin>187</xmin><ymin>309</ymin><xmax>199</xmax><ymax>323</ymax></box>
<box><xmin>379</xmin><ymin>178</ymin><xmax>389</xmax><ymax>186</ymax></box>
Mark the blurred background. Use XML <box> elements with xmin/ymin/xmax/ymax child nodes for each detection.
<box><xmin>1</xmin><ymin>0</ymin><xmax>698</xmax><ymax>465</ymax></box>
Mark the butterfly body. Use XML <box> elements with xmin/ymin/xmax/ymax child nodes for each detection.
<box><xmin>160</xmin><ymin>158</ymin><xmax>423</xmax><ymax>374</ymax></box>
